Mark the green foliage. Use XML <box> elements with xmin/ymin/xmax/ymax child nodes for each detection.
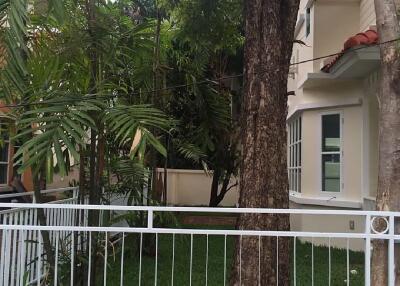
<box><xmin>0</xmin><ymin>0</ymin><xmax>172</xmax><ymax>181</ymax></box>
<box><xmin>0</xmin><ymin>0</ymin><xmax>243</xmax><ymax>208</ymax></box>
<box><xmin>104</xmin><ymin>105</ymin><xmax>171</xmax><ymax>159</ymax></box>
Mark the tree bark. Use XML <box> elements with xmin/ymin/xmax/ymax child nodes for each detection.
<box><xmin>372</xmin><ymin>1</ymin><xmax>400</xmax><ymax>285</ymax></box>
<box><xmin>230</xmin><ymin>0</ymin><xmax>299</xmax><ymax>285</ymax></box>
<box><xmin>32</xmin><ymin>173</ymin><xmax>56</xmax><ymax>283</ymax></box>
<box><xmin>85</xmin><ymin>0</ymin><xmax>102</xmax><ymax>284</ymax></box>
<box><xmin>209</xmin><ymin>169</ymin><xmax>236</xmax><ymax>207</ymax></box>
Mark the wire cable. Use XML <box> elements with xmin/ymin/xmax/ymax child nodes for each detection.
<box><xmin>0</xmin><ymin>36</ymin><xmax>398</xmax><ymax>109</ymax></box>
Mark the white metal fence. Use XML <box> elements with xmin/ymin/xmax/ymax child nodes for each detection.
<box><xmin>0</xmin><ymin>187</ymin><xmax>82</xmax><ymax>285</ymax></box>
<box><xmin>0</xmin><ymin>202</ymin><xmax>398</xmax><ymax>286</ymax></box>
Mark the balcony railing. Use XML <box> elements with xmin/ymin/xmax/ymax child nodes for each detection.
<box><xmin>0</xmin><ymin>200</ymin><xmax>398</xmax><ymax>285</ymax></box>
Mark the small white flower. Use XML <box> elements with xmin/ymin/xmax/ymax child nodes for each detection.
<box><xmin>350</xmin><ymin>269</ymin><xmax>358</xmax><ymax>275</ymax></box>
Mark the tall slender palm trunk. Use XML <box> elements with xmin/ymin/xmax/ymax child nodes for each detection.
<box><xmin>230</xmin><ymin>1</ymin><xmax>299</xmax><ymax>285</ymax></box>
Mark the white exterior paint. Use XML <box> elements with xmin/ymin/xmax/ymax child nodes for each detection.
<box><xmin>157</xmin><ymin>168</ymin><xmax>239</xmax><ymax>206</ymax></box>
<box><xmin>0</xmin><ymin>201</ymin><xmax>399</xmax><ymax>284</ymax></box>
<box><xmin>287</xmin><ymin>0</ymin><xmax>379</xmax><ymax>211</ymax></box>
<box><xmin>360</xmin><ymin>0</ymin><xmax>376</xmax><ymax>31</ymax></box>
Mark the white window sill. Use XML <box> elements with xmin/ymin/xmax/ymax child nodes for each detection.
<box><xmin>289</xmin><ymin>191</ymin><xmax>362</xmax><ymax>209</ymax></box>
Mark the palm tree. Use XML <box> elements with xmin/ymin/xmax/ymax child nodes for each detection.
<box><xmin>0</xmin><ymin>0</ymin><xmax>171</xmax><ymax>283</ymax></box>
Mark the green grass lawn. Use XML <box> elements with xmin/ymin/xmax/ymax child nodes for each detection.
<box><xmin>103</xmin><ymin>229</ymin><xmax>364</xmax><ymax>285</ymax></box>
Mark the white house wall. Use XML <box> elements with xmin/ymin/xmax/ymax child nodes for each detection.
<box><xmin>301</xmin><ymin>104</ymin><xmax>363</xmax><ymax>202</ymax></box>
<box><xmin>360</xmin><ymin>0</ymin><xmax>376</xmax><ymax>31</ymax></box>
<box><xmin>313</xmin><ymin>1</ymin><xmax>360</xmax><ymax>71</ymax></box>
<box><xmin>158</xmin><ymin>169</ymin><xmax>239</xmax><ymax>206</ymax></box>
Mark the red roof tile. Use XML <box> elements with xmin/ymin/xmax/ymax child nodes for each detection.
<box><xmin>321</xmin><ymin>29</ymin><xmax>378</xmax><ymax>73</ymax></box>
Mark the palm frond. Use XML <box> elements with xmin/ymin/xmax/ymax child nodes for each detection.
<box><xmin>13</xmin><ymin>98</ymin><xmax>101</xmax><ymax>176</ymax></box>
<box><xmin>104</xmin><ymin>104</ymin><xmax>172</xmax><ymax>158</ymax></box>
<box><xmin>174</xmin><ymin>140</ymin><xmax>206</xmax><ymax>163</ymax></box>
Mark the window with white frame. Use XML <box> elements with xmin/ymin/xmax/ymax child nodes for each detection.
<box><xmin>288</xmin><ymin>116</ymin><xmax>302</xmax><ymax>192</ymax></box>
<box><xmin>321</xmin><ymin>113</ymin><xmax>341</xmax><ymax>192</ymax></box>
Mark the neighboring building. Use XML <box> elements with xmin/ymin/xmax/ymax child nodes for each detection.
<box><xmin>288</xmin><ymin>0</ymin><xmax>379</xmax><ymax>248</ymax></box>
<box><xmin>0</xmin><ymin>105</ymin><xmax>35</xmax><ymax>193</ymax></box>
<box><xmin>0</xmin><ymin>104</ymin><xmax>78</xmax><ymax>194</ymax></box>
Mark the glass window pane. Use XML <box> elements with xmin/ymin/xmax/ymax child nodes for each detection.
<box><xmin>297</xmin><ymin>118</ymin><xmax>300</xmax><ymax>141</ymax></box>
<box><xmin>299</xmin><ymin>142</ymin><xmax>302</xmax><ymax>166</ymax></box>
<box><xmin>0</xmin><ymin>143</ymin><xmax>9</xmax><ymax>162</ymax></box>
<box><xmin>299</xmin><ymin>117</ymin><xmax>302</xmax><ymax>140</ymax></box>
<box><xmin>298</xmin><ymin>169</ymin><xmax>301</xmax><ymax>193</ymax></box>
<box><xmin>322</xmin><ymin>114</ymin><xmax>340</xmax><ymax>152</ymax></box>
<box><xmin>290</xmin><ymin>122</ymin><xmax>293</xmax><ymax>144</ymax></box>
<box><xmin>0</xmin><ymin>164</ymin><xmax>7</xmax><ymax>184</ymax></box>
<box><xmin>322</xmin><ymin>154</ymin><xmax>340</xmax><ymax>192</ymax></box>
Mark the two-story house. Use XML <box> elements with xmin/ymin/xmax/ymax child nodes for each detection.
<box><xmin>287</xmin><ymin>0</ymin><xmax>379</xmax><ymax>249</ymax></box>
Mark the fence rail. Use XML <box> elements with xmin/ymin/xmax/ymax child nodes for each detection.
<box><xmin>0</xmin><ymin>202</ymin><xmax>398</xmax><ymax>286</ymax></box>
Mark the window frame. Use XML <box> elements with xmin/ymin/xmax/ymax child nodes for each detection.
<box><xmin>319</xmin><ymin>111</ymin><xmax>343</xmax><ymax>194</ymax></box>
<box><xmin>288</xmin><ymin>116</ymin><xmax>302</xmax><ymax>193</ymax></box>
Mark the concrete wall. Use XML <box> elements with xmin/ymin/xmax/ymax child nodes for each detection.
<box><xmin>313</xmin><ymin>1</ymin><xmax>360</xmax><ymax>71</ymax></box>
<box><xmin>290</xmin><ymin>201</ymin><xmax>365</xmax><ymax>251</ymax></box>
<box><xmin>47</xmin><ymin>166</ymin><xmax>80</xmax><ymax>189</ymax></box>
<box><xmin>158</xmin><ymin>169</ymin><xmax>239</xmax><ymax>206</ymax></box>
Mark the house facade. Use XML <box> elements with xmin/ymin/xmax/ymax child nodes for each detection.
<box><xmin>0</xmin><ymin>105</ymin><xmax>35</xmax><ymax>193</ymax></box>
<box><xmin>287</xmin><ymin>0</ymin><xmax>380</xmax><ymax>248</ymax></box>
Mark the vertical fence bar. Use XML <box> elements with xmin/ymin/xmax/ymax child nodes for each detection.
<box><xmin>16</xmin><ymin>212</ymin><xmax>23</xmax><ymax>286</ymax></box>
<box><xmin>54</xmin><ymin>232</ymin><xmax>59</xmax><ymax>286</ymax></box>
<box><xmin>365</xmin><ymin>214</ymin><xmax>371</xmax><ymax>286</ymax></box>
<box><xmin>328</xmin><ymin>238</ymin><xmax>331</xmax><ymax>286</ymax></box>
<box><xmin>205</xmin><ymin>234</ymin><xmax>208</xmax><ymax>286</ymax></box>
<box><xmin>104</xmin><ymin>232</ymin><xmax>108</xmax><ymax>286</ymax></box>
<box><xmin>258</xmin><ymin>236</ymin><xmax>261</xmax><ymax>286</ymax></box>
<box><xmin>120</xmin><ymin>233</ymin><xmax>125</xmax><ymax>286</ymax></box>
<box><xmin>171</xmin><ymin>233</ymin><xmax>175</xmax><ymax>286</ymax></box>
<box><xmin>388</xmin><ymin>215</ymin><xmax>395</xmax><ymax>286</ymax></box>
<box><xmin>11</xmin><ymin>212</ymin><xmax>18</xmax><ymax>286</ymax></box>
<box><xmin>0</xmin><ymin>215</ymin><xmax>6</xmax><ymax>285</ymax></box>
<box><xmin>37</xmin><ymin>234</ymin><xmax>42</xmax><ymax>286</ymax></box>
<box><xmin>88</xmin><ymin>232</ymin><xmax>92</xmax><ymax>286</ymax></box>
<box><xmin>224</xmin><ymin>235</ymin><xmax>227</xmax><ymax>286</ymax></box>
<box><xmin>311</xmin><ymin>237</ymin><xmax>314</xmax><ymax>286</ymax></box>
<box><xmin>189</xmin><ymin>234</ymin><xmax>193</xmax><ymax>286</ymax></box>
<box><xmin>139</xmin><ymin>233</ymin><xmax>143</xmax><ymax>286</ymax></box>
<box><xmin>20</xmin><ymin>229</ymin><xmax>27</xmax><ymax>286</ymax></box>
<box><xmin>276</xmin><ymin>236</ymin><xmax>279</xmax><ymax>286</ymax></box>
<box><xmin>239</xmin><ymin>235</ymin><xmax>242</xmax><ymax>285</ymax></box>
<box><xmin>346</xmin><ymin>239</ymin><xmax>350</xmax><ymax>286</ymax></box>
<box><xmin>293</xmin><ymin>237</ymin><xmax>297</xmax><ymax>286</ymax></box>
<box><xmin>27</xmin><ymin>208</ymin><xmax>34</xmax><ymax>283</ymax></box>
<box><xmin>71</xmin><ymin>231</ymin><xmax>75</xmax><ymax>286</ymax></box>
<box><xmin>5</xmin><ymin>214</ymin><xmax>13</xmax><ymax>286</ymax></box>
<box><xmin>155</xmin><ymin>233</ymin><xmax>158</xmax><ymax>286</ymax></box>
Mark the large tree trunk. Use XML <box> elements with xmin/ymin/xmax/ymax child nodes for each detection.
<box><xmin>371</xmin><ymin>1</ymin><xmax>400</xmax><ymax>285</ymax></box>
<box><xmin>230</xmin><ymin>1</ymin><xmax>299</xmax><ymax>285</ymax></box>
